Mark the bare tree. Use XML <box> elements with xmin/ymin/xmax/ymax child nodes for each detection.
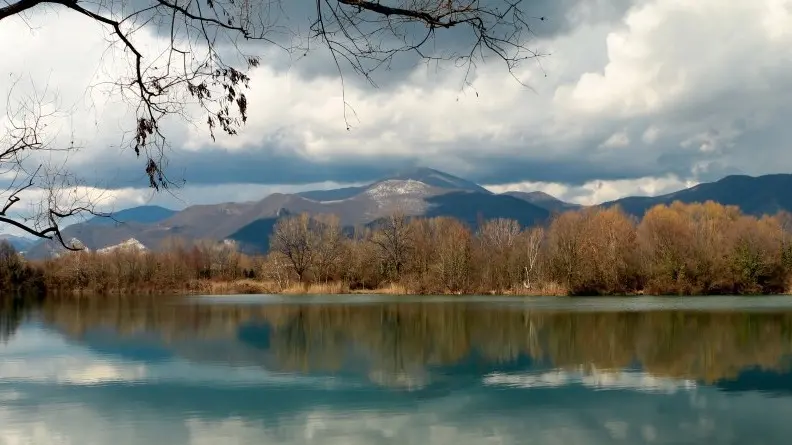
<box><xmin>270</xmin><ymin>213</ymin><xmax>316</xmax><ymax>282</ymax></box>
<box><xmin>432</xmin><ymin>217</ymin><xmax>471</xmax><ymax>293</ymax></box>
<box><xmin>1</xmin><ymin>0</ymin><xmax>544</xmax><ymax>239</ymax></box>
<box><xmin>371</xmin><ymin>212</ymin><xmax>413</xmax><ymax>281</ymax></box>
<box><xmin>477</xmin><ymin>217</ymin><xmax>520</xmax><ymax>290</ymax></box>
<box><xmin>1</xmin><ymin>79</ymin><xmax>105</xmax><ymax>249</ymax></box>
<box><xmin>521</xmin><ymin>226</ymin><xmax>543</xmax><ymax>290</ymax></box>
<box><xmin>547</xmin><ymin>210</ymin><xmax>584</xmax><ymax>292</ymax></box>
<box><xmin>313</xmin><ymin>213</ymin><xmax>344</xmax><ymax>282</ymax></box>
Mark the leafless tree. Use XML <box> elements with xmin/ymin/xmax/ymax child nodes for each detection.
<box><xmin>0</xmin><ymin>79</ymin><xmax>106</xmax><ymax>249</ymax></box>
<box><xmin>432</xmin><ymin>216</ymin><xmax>471</xmax><ymax>293</ymax></box>
<box><xmin>312</xmin><ymin>213</ymin><xmax>344</xmax><ymax>282</ymax></box>
<box><xmin>521</xmin><ymin>226</ymin><xmax>543</xmax><ymax>289</ymax></box>
<box><xmin>270</xmin><ymin>213</ymin><xmax>316</xmax><ymax>282</ymax></box>
<box><xmin>1</xmin><ymin>0</ymin><xmax>545</xmax><ymax>240</ymax></box>
<box><xmin>477</xmin><ymin>217</ymin><xmax>520</xmax><ymax>290</ymax></box>
<box><xmin>371</xmin><ymin>212</ymin><xmax>413</xmax><ymax>280</ymax></box>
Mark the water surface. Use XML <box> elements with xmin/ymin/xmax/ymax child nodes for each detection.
<box><xmin>3</xmin><ymin>295</ymin><xmax>792</xmax><ymax>444</ymax></box>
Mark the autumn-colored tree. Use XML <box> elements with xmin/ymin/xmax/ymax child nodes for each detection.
<box><xmin>17</xmin><ymin>201</ymin><xmax>792</xmax><ymax>297</ymax></box>
<box><xmin>580</xmin><ymin>206</ymin><xmax>638</xmax><ymax>293</ymax></box>
<box><xmin>637</xmin><ymin>203</ymin><xmax>695</xmax><ymax>294</ymax></box>
<box><xmin>547</xmin><ymin>210</ymin><xmax>587</xmax><ymax>293</ymax></box>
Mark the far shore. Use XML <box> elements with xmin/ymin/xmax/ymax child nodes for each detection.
<box><xmin>41</xmin><ymin>278</ymin><xmax>791</xmax><ymax>298</ymax></box>
<box><xmin>43</xmin><ymin>279</ymin><xmax>573</xmax><ymax>298</ymax></box>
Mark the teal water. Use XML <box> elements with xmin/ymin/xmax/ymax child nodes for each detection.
<box><xmin>3</xmin><ymin>295</ymin><xmax>792</xmax><ymax>444</ymax></box>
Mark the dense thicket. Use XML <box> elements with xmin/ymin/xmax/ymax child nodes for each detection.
<box><xmin>0</xmin><ymin>241</ymin><xmax>46</xmax><ymax>296</ymax></box>
<box><xmin>5</xmin><ymin>201</ymin><xmax>792</xmax><ymax>297</ymax></box>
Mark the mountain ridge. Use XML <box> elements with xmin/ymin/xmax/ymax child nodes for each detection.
<box><xmin>502</xmin><ymin>191</ymin><xmax>582</xmax><ymax>213</ymax></box>
<box><xmin>601</xmin><ymin>173</ymin><xmax>792</xmax><ymax>217</ymax></box>
<box><xmin>19</xmin><ymin>170</ymin><xmax>792</xmax><ymax>259</ymax></box>
<box><xmin>23</xmin><ymin>168</ymin><xmax>551</xmax><ymax>258</ymax></box>
<box><xmin>0</xmin><ymin>234</ymin><xmax>35</xmax><ymax>252</ymax></box>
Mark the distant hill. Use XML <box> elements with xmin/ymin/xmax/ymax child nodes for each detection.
<box><xmin>385</xmin><ymin>167</ymin><xmax>492</xmax><ymax>194</ymax></box>
<box><xmin>24</xmin><ymin>168</ymin><xmax>549</xmax><ymax>257</ymax></box>
<box><xmin>296</xmin><ymin>167</ymin><xmax>490</xmax><ymax>201</ymax></box>
<box><xmin>28</xmin><ymin>170</ymin><xmax>792</xmax><ymax>259</ymax></box>
<box><xmin>502</xmin><ymin>191</ymin><xmax>581</xmax><ymax>214</ymax></box>
<box><xmin>228</xmin><ymin>215</ymin><xmax>284</xmax><ymax>254</ymax></box>
<box><xmin>297</xmin><ymin>185</ymin><xmax>368</xmax><ymax>202</ymax></box>
<box><xmin>424</xmin><ymin>191</ymin><xmax>548</xmax><ymax>228</ymax></box>
<box><xmin>25</xmin><ymin>205</ymin><xmax>177</xmax><ymax>258</ymax></box>
<box><xmin>0</xmin><ymin>234</ymin><xmax>35</xmax><ymax>252</ymax></box>
<box><xmin>87</xmin><ymin>205</ymin><xmax>177</xmax><ymax>226</ymax></box>
<box><xmin>604</xmin><ymin>174</ymin><xmax>792</xmax><ymax>218</ymax></box>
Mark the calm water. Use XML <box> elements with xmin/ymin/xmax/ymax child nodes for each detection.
<box><xmin>3</xmin><ymin>295</ymin><xmax>792</xmax><ymax>444</ymax></box>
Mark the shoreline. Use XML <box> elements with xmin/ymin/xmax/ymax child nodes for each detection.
<box><xmin>38</xmin><ymin>278</ymin><xmax>792</xmax><ymax>299</ymax></box>
<box><xmin>44</xmin><ymin>280</ymin><xmax>567</xmax><ymax>297</ymax></box>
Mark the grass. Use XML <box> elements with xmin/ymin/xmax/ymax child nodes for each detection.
<box><xmin>46</xmin><ymin>279</ymin><xmax>570</xmax><ymax>297</ymax></box>
<box><xmin>281</xmin><ymin>281</ymin><xmax>350</xmax><ymax>295</ymax></box>
<box><xmin>198</xmin><ymin>279</ymin><xmax>277</xmax><ymax>295</ymax></box>
<box><xmin>504</xmin><ymin>281</ymin><xmax>568</xmax><ymax>296</ymax></box>
<box><xmin>196</xmin><ymin>279</ymin><xmax>563</xmax><ymax>296</ymax></box>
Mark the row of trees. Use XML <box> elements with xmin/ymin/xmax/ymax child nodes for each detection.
<box><xmin>6</xmin><ymin>200</ymin><xmax>792</xmax><ymax>296</ymax></box>
<box><xmin>268</xmin><ymin>201</ymin><xmax>792</xmax><ymax>295</ymax></box>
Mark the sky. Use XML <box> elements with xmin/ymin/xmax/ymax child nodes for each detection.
<box><xmin>2</xmin><ymin>0</ymin><xmax>792</xmax><ymax>229</ymax></box>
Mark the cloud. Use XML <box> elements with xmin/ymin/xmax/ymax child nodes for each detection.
<box><xmin>483</xmin><ymin>368</ymin><xmax>697</xmax><ymax>393</ymax></box>
<box><xmin>485</xmin><ymin>174</ymin><xmax>699</xmax><ymax>205</ymax></box>
<box><xmin>599</xmin><ymin>131</ymin><xmax>630</xmax><ymax>149</ymax></box>
<box><xmin>3</xmin><ymin>0</ymin><xmax>792</xmax><ymax>225</ymax></box>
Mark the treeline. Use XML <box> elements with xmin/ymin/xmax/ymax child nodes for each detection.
<box><xmin>4</xmin><ymin>200</ymin><xmax>792</xmax><ymax>297</ymax></box>
<box><xmin>0</xmin><ymin>241</ymin><xmax>46</xmax><ymax>296</ymax></box>
<box><xmin>262</xmin><ymin>201</ymin><xmax>792</xmax><ymax>295</ymax></box>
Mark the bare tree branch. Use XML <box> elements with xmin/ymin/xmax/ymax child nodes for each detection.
<box><xmin>1</xmin><ymin>0</ymin><xmax>545</xmax><ymax>240</ymax></box>
<box><xmin>0</xmin><ymin>77</ymin><xmax>106</xmax><ymax>249</ymax></box>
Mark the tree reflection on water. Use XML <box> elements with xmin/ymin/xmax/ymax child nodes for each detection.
<box><xmin>0</xmin><ymin>298</ymin><xmax>788</xmax><ymax>386</ymax></box>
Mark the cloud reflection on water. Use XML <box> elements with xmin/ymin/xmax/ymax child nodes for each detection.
<box><xmin>3</xmin><ymin>300</ymin><xmax>792</xmax><ymax>444</ymax></box>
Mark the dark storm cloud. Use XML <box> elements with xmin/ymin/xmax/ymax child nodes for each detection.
<box><xmin>68</xmin><ymin>128</ymin><xmax>708</xmax><ymax>190</ymax></box>
<box><xmin>73</xmin><ymin>144</ymin><xmax>416</xmax><ymax>189</ymax></box>
<box><xmin>120</xmin><ymin>0</ymin><xmax>636</xmax><ymax>91</ymax></box>
<box><xmin>454</xmin><ymin>142</ymin><xmax>709</xmax><ymax>186</ymax></box>
<box><xmin>64</xmin><ymin>61</ymin><xmax>792</xmax><ymax>192</ymax></box>
<box><xmin>462</xmin><ymin>155</ymin><xmax>661</xmax><ymax>186</ymax></box>
<box><xmin>265</xmin><ymin>0</ymin><xmax>638</xmax><ymax>90</ymax></box>
<box><xmin>12</xmin><ymin>0</ymin><xmax>792</xmax><ymax>202</ymax></box>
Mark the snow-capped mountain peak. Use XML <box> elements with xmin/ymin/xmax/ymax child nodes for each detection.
<box><xmin>364</xmin><ymin>179</ymin><xmax>432</xmax><ymax>200</ymax></box>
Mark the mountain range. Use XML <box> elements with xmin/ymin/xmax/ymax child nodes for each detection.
<box><xmin>0</xmin><ymin>234</ymin><xmax>36</xmax><ymax>253</ymax></box>
<box><xmin>11</xmin><ymin>168</ymin><xmax>792</xmax><ymax>259</ymax></box>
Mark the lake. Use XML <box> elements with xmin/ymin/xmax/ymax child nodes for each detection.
<box><xmin>3</xmin><ymin>295</ymin><xmax>792</xmax><ymax>444</ymax></box>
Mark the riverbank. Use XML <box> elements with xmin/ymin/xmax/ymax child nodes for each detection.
<box><xmin>42</xmin><ymin>279</ymin><xmax>571</xmax><ymax>298</ymax></box>
<box><xmin>40</xmin><ymin>280</ymin><xmax>792</xmax><ymax>298</ymax></box>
